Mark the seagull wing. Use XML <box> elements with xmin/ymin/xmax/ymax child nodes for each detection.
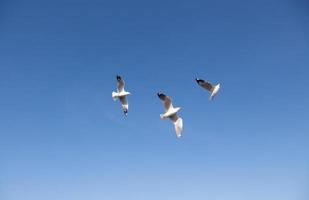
<box><xmin>119</xmin><ymin>96</ymin><xmax>127</xmax><ymax>106</ymax></box>
<box><xmin>196</xmin><ymin>78</ymin><xmax>214</xmax><ymax>92</ymax></box>
<box><xmin>116</xmin><ymin>75</ymin><xmax>125</xmax><ymax>93</ymax></box>
<box><xmin>170</xmin><ymin>114</ymin><xmax>183</xmax><ymax>138</ymax></box>
<box><xmin>157</xmin><ymin>92</ymin><xmax>173</xmax><ymax>111</ymax></box>
<box><xmin>169</xmin><ymin>113</ymin><xmax>178</xmax><ymax>123</ymax></box>
<box><xmin>119</xmin><ymin>96</ymin><xmax>128</xmax><ymax>113</ymax></box>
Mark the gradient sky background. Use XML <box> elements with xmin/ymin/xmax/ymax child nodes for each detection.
<box><xmin>0</xmin><ymin>0</ymin><xmax>309</xmax><ymax>199</ymax></box>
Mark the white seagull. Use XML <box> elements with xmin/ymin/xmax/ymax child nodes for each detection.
<box><xmin>112</xmin><ymin>75</ymin><xmax>130</xmax><ymax>116</ymax></box>
<box><xmin>196</xmin><ymin>78</ymin><xmax>221</xmax><ymax>100</ymax></box>
<box><xmin>157</xmin><ymin>92</ymin><xmax>183</xmax><ymax>138</ymax></box>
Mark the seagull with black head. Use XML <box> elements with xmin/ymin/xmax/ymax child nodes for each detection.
<box><xmin>112</xmin><ymin>75</ymin><xmax>130</xmax><ymax>116</ymax></box>
<box><xmin>196</xmin><ymin>78</ymin><xmax>221</xmax><ymax>100</ymax></box>
<box><xmin>157</xmin><ymin>92</ymin><xmax>183</xmax><ymax>138</ymax></box>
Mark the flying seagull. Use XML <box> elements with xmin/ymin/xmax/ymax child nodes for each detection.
<box><xmin>157</xmin><ymin>92</ymin><xmax>183</xmax><ymax>138</ymax></box>
<box><xmin>196</xmin><ymin>78</ymin><xmax>221</xmax><ymax>100</ymax></box>
<box><xmin>112</xmin><ymin>75</ymin><xmax>130</xmax><ymax>116</ymax></box>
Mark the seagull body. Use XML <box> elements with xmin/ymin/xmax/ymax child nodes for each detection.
<box><xmin>160</xmin><ymin>107</ymin><xmax>181</xmax><ymax>119</ymax></box>
<box><xmin>196</xmin><ymin>78</ymin><xmax>220</xmax><ymax>100</ymax></box>
<box><xmin>157</xmin><ymin>92</ymin><xmax>183</xmax><ymax>138</ymax></box>
<box><xmin>112</xmin><ymin>75</ymin><xmax>130</xmax><ymax>116</ymax></box>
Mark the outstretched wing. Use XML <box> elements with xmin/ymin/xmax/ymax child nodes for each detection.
<box><xmin>116</xmin><ymin>75</ymin><xmax>125</xmax><ymax>93</ymax></box>
<box><xmin>157</xmin><ymin>92</ymin><xmax>173</xmax><ymax>111</ymax></box>
<box><xmin>196</xmin><ymin>78</ymin><xmax>214</xmax><ymax>92</ymax></box>
<box><xmin>119</xmin><ymin>96</ymin><xmax>128</xmax><ymax>115</ymax></box>
<box><xmin>170</xmin><ymin>114</ymin><xmax>183</xmax><ymax>138</ymax></box>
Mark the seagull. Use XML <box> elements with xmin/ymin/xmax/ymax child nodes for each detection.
<box><xmin>112</xmin><ymin>75</ymin><xmax>130</xmax><ymax>116</ymax></box>
<box><xmin>157</xmin><ymin>92</ymin><xmax>183</xmax><ymax>138</ymax></box>
<box><xmin>196</xmin><ymin>78</ymin><xmax>221</xmax><ymax>100</ymax></box>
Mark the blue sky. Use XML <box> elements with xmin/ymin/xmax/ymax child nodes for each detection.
<box><xmin>0</xmin><ymin>0</ymin><xmax>308</xmax><ymax>199</ymax></box>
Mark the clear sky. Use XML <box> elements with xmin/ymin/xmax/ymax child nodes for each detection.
<box><xmin>0</xmin><ymin>0</ymin><xmax>308</xmax><ymax>199</ymax></box>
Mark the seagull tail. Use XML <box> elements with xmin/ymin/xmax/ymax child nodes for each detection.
<box><xmin>112</xmin><ymin>91</ymin><xmax>118</xmax><ymax>101</ymax></box>
<box><xmin>209</xmin><ymin>84</ymin><xmax>220</xmax><ymax>100</ymax></box>
<box><xmin>174</xmin><ymin>117</ymin><xmax>183</xmax><ymax>138</ymax></box>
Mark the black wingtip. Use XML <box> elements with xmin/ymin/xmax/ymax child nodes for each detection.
<box><xmin>116</xmin><ymin>75</ymin><xmax>121</xmax><ymax>81</ymax></box>
<box><xmin>157</xmin><ymin>92</ymin><xmax>165</xmax><ymax>99</ymax></box>
<box><xmin>195</xmin><ymin>78</ymin><xmax>201</xmax><ymax>84</ymax></box>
